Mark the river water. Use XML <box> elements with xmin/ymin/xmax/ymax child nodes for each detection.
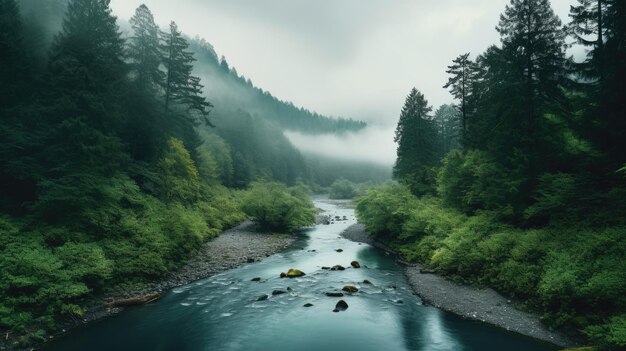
<box><xmin>45</xmin><ymin>199</ymin><xmax>557</xmax><ymax>351</ymax></box>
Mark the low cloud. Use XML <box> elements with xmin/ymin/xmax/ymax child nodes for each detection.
<box><xmin>285</xmin><ymin>126</ymin><xmax>396</xmax><ymax>166</ymax></box>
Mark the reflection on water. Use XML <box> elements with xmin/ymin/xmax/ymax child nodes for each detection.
<box><xmin>45</xmin><ymin>199</ymin><xmax>557</xmax><ymax>351</ymax></box>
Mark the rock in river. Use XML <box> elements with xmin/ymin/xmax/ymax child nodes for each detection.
<box><xmin>303</xmin><ymin>303</ymin><xmax>314</xmax><ymax>307</ymax></box>
<box><xmin>280</xmin><ymin>272</ymin><xmax>287</xmax><ymax>278</ymax></box>
<box><xmin>335</xmin><ymin>249</ymin><xmax>343</xmax><ymax>253</ymax></box>
<box><xmin>286</xmin><ymin>268</ymin><xmax>306</xmax><ymax>278</ymax></box>
<box><xmin>250</xmin><ymin>277</ymin><xmax>261</xmax><ymax>282</ymax></box>
<box><xmin>333</xmin><ymin>300</ymin><xmax>349</xmax><ymax>312</ymax></box>
<box><xmin>342</xmin><ymin>285</ymin><xmax>359</xmax><ymax>293</ymax></box>
<box><xmin>350</xmin><ymin>261</ymin><xmax>361</xmax><ymax>268</ymax></box>
<box><xmin>272</xmin><ymin>290</ymin><xmax>287</xmax><ymax>295</ymax></box>
<box><xmin>363</xmin><ymin>279</ymin><xmax>373</xmax><ymax>285</ymax></box>
<box><xmin>330</xmin><ymin>265</ymin><xmax>345</xmax><ymax>271</ymax></box>
<box><xmin>325</xmin><ymin>291</ymin><xmax>344</xmax><ymax>297</ymax></box>
<box><xmin>256</xmin><ymin>294</ymin><xmax>269</xmax><ymax>301</ymax></box>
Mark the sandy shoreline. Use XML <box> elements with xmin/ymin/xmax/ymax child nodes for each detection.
<box><xmin>340</xmin><ymin>223</ymin><xmax>576</xmax><ymax>349</ymax></box>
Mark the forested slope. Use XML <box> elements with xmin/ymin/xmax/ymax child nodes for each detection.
<box><xmin>0</xmin><ymin>0</ymin><xmax>348</xmax><ymax>347</ymax></box>
<box><xmin>357</xmin><ymin>0</ymin><xmax>626</xmax><ymax>349</ymax></box>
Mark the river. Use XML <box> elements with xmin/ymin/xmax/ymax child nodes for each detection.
<box><xmin>45</xmin><ymin>199</ymin><xmax>557</xmax><ymax>351</ymax></box>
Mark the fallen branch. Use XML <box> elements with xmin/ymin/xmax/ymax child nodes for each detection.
<box><xmin>106</xmin><ymin>292</ymin><xmax>161</xmax><ymax>307</ymax></box>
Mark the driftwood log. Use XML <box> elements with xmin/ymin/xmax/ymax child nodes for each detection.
<box><xmin>107</xmin><ymin>292</ymin><xmax>161</xmax><ymax>307</ymax></box>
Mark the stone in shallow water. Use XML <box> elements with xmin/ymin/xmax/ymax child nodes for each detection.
<box><xmin>350</xmin><ymin>261</ymin><xmax>361</xmax><ymax>268</ymax></box>
<box><xmin>330</xmin><ymin>265</ymin><xmax>345</xmax><ymax>271</ymax></box>
<box><xmin>363</xmin><ymin>279</ymin><xmax>373</xmax><ymax>285</ymax></box>
<box><xmin>335</xmin><ymin>249</ymin><xmax>343</xmax><ymax>253</ymax></box>
<box><xmin>325</xmin><ymin>292</ymin><xmax>344</xmax><ymax>297</ymax></box>
<box><xmin>342</xmin><ymin>285</ymin><xmax>359</xmax><ymax>293</ymax></box>
<box><xmin>256</xmin><ymin>294</ymin><xmax>268</xmax><ymax>301</ymax></box>
<box><xmin>272</xmin><ymin>290</ymin><xmax>287</xmax><ymax>295</ymax></box>
<box><xmin>334</xmin><ymin>300</ymin><xmax>349</xmax><ymax>312</ymax></box>
<box><xmin>286</xmin><ymin>268</ymin><xmax>306</xmax><ymax>278</ymax></box>
<box><xmin>303</xmin><ymin>303</ymin><xmax>314</xmax><ymax>307</ymax></box>
<box><xmin>250</xmin><ymin>277</ymin><xmax>261</xmax><ymax>282</ymax></box>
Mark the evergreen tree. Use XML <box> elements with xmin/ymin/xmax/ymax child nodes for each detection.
<box><xmin>434</xmin><ymin>104</ymin><xmax>461</xmax><ymax>155</ymax></box>
<box><xmin>569</xmin><ymin>0</ymin><xmax>607</xmax><ymax>82</ymax></box>
<box><xmin>161</xmin><ymin>21</ymin><xmax>213</xmax><ymax>126</ymax></box>
<box><xmin>443</xmin><ymin>53</ymin><xmax>477</xmax><ymax>146</ymax></box>
<box><xmin>128</xmin><ymin>4</ymin><xmax>163</xmax><ymax>92</ymax></box>
<box><xmin>48</xmin><ymin>0</ymin><xmax>127</xmax><ymax>130</ymax></box>
<box><xmin>0</xmin><ymin>0</ymin><xmax>28</xmax><ymax>106</ymax></box>
<box><xmin>496</xmin><ymin>0</ymin><xmax>567</xmax><ymax>140</ymax></box>
<box><xmin>596</xmin><ymin>0</ymin><xmax>626</xmax><ymax>164</ymax></box>
<box><xmin>393</xmin><ymin>88</ymin><xmax>438</xmax><ymax>196</ymax></box>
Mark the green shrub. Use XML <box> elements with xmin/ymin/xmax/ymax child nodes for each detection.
<box><xmin>329</xmin><ymin>178</ymin><xmax>357</xmax><ymax>199</ymax></box>
<box><xmin>355</xmin><ymin>182</ymin><xmax>416</xmax><ymax>241</ymax></box>
<box><xmin>241</xmin><ymin>181</ymin><xmax>315</xmax><ymax>231</ymax></box>
<box><xmin>437</xmin><ymin>149</ymin><xmax>522</xmax><ymax>214</ymax></box>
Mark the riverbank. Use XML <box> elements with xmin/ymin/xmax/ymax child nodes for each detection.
<box><xmin>80</xmin><ymin>220</ymin><xmax>297</xmax><ymax>321</ymax></box>
<box><xmin>341</xmin><ymin>223</ymin><xmax>576</xmax><ymax>349</ymax></box>
<box><xmin>19</xmin><ymin>221</ymin><xmax>297</xmax><ymax>351</ymax></box>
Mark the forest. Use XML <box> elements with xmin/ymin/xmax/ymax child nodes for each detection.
<box><xmin>0</xmin><ymin>0</ymin><xmax>377</xmax><ymax>347</ymax></box>
<box><xmin>356</xmin><ymin>0</ymin><xmax>626</xmax><ymax>349</ymax></box>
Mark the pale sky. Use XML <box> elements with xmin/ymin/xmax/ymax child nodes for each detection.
<box><xmin>110</xmin><ymin>0</ymin><xmax>581</xmax><ymax>165</ymax></box>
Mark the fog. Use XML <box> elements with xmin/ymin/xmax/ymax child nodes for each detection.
<box><xmin>105</xmin><ymin>0</ymin><xmax>583</xmax><ymax>165</ymax></box>
<box><xmin>286</xmin><ymin>125</ymin><xmax>396</xmax><ymax>166</ymax></box>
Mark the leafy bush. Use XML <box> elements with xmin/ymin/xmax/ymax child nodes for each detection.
<box><xmin>329</xmin><ymin>178</ymin><xmax>357</xmax><ymax>199</ymax></box>
<box><xmin>241</xmin><ymin>181</ymin><xmax>315</xmax><ymax>231</ymax></box>
<box><xmin>355</xmin><ymin>182</ymin><xmax>417</xmax><ymax>241</ymax></box>
<box><xmin>437</xmin><ymin>149</ymin><xmax>521</xmax><ymax>214</ymax></box>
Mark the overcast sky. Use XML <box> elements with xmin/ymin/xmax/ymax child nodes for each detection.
<box><xmin>110</xmin><ymin>0</ymin><xmax>580</xmax><ymax>165</ymax></box>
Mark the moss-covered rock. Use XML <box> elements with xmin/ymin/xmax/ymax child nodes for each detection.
<box><xmin>286</xmin><ymin>268</ymin><xmax>306</xmax><ymax>278</ymax></box>
<box><xmin>342</xmin><ymin>285</ymin><xmax>359</xmax><ymax>293</ymax></box>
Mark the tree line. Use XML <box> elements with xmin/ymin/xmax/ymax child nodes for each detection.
<box><xmin>363</xmin><ymin>0</ymin><xmax>626</xmax><ymax>349</ymax></box>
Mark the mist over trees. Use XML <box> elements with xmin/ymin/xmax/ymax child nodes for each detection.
<box><xmin>0</xmin><ymin>1</ymin><xmax>382</xmax><ymax>346</ymax></box>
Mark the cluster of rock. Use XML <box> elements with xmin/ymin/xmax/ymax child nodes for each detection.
<box><xmin>251</xmin><ymin>260</ymin><xmax>374</xmax><ymax>313</ymax></box>
<box><xmin>321</xmin><ymin>215</ymin><xmax>349</xmax><ymax>225</ymax></box>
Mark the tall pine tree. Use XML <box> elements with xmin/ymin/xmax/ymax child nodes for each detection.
<box><xmin>393</xmin><ymin>88</ymin><xmax>438</xmax><ymax>196</ymax></box>
<box><xmin>128</xmin><ymin>4</ymin><xmax>163</xmax><ymax>92</ymax></box>
<box><xmin>443</xmin><ymin>53</ymin><xmax>477</xmax><ymax>147</ymax></box>
<box><xmin>496</xmin><ymin>0</ymin><xmax>567</xmax><ymax>141</ymax></box>
<box><xmin>161</xmin><ymin>21</ymin><xmax>213</xmax><ymax>126</ymax></box>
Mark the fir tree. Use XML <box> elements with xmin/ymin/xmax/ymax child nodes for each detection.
<box><xmin>128</xmin><ymin>4</ymin><xmax>163</xmax><ymax>92</ymax></box>
<box><xmin>161</xmin><ymin>21</ymin><xmax>213</xmax><ymax>126</ymax></box>
<box><xmin>393</xmin><ymin>88</ymin><xmax>438</xmax><ymax>196</ymax></box>
<box><xmin>0</xmin><ymin>0</ymin><xmax>29</xmax><ymax>106</ymax></box>
<box><xmin>443</xmin><ymin>53</ymin><xmax>477</xmax><ymax>147</ymax></box>
<box><xmin>496</xmin><ymin>0</ymin><xmax>567</xmax><ymax>139</ymax></box>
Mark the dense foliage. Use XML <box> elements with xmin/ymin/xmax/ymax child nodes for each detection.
<box><xmin>241</xmin><ymin>182</ymin><xmax>315</xmax><ymax>232</ymax></box>
<box><xmin>370</xmin><ymin>0</ymin><xmax>626</xmax><ymax>349</ymax></box>
<box><xmin>0</xmin><ymin>0</ymin><xmax>335</xmax><ymax>347</ymax></box>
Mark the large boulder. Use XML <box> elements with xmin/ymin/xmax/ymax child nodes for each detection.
<box><xmin>333</xmin><ymin>300</ymin><xmax>349</xmax><ymax>312</ymax></box>
<box><xmin>286</xmin><ymin>269</ymin><xmax>306</xmax><ymax>278</ymax></box>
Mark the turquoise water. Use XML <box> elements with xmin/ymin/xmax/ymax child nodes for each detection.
<box><xmin>45</xmin><ymin>199</ymin><xmax>557</xmax><ymax>351</ymax></box>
